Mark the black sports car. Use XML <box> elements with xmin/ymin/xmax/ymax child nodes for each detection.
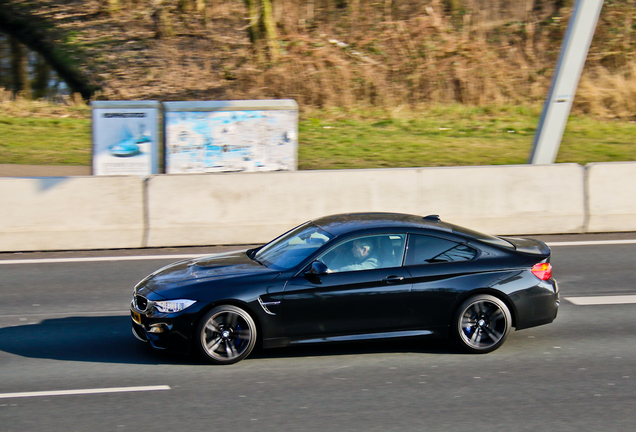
<box><xmin>131</xmin><ymin>213</ymin><xmax>559</xmax><ymax>364</ymax></box>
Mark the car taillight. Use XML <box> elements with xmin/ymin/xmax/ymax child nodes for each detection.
<box><xmin>531</xmin><ymin>263</ymin><xmax>552</xmax><ymax>280</ymax></box>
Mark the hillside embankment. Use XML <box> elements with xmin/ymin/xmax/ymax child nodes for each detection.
<box><xmin>1</xmin><ymin>0</ymin><xmax>635</xmax><ymax>118</ymax></box>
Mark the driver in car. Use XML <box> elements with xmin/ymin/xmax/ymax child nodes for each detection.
<box><xmin>328</xmin><ymin>238</ymin><xmax>379</xmax><ymax>273</ymax></box>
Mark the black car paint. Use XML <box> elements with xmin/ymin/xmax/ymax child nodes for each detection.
<box><xmin>131</xmin><ymin>213</ymin><xmax>558</xmax><ymax>355</ymax></box>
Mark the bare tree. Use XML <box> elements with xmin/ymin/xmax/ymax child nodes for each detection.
<box><xmin>245</xmin><ymin>0</ymin><xmax>261</xmax><ymax>44</ymax></box>
<box><xmin>102</xmin><ymin>0</ymin><xmax>120</xmax><ymax>15</ymax></box>
<box><xmin>244</xmin><ymin>0</ymin><xmax>279</xmax><ymax>61</ymax></box>
<box><xmin>0</xmin><ymin>34</ymin><xmax>9</xmax><ymax>90</ymax></box>
<box><xmin>177</xmin><ymin>0</ymin><xmax>206</xmax><ymax>14</ymax></box>
<box><xmin>32</xmin><ymin>53</ymin><xmax>51</xmax><ymax>99</ymax></box>
<box><xmin>445</xmin><ymin>0</ymin><xmax>463</xmax><ymax>17</ymax></box>
<box><xmin>152</xmin><ymin>2</ymin><xmax>174</xmax><ymax>39</ymax></box>
<box><xmin>10</xmin><ymin>36</ymin><xmax>29</xmax><ymax>97</ymax></box>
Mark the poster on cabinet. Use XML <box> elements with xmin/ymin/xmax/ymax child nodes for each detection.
<box><xmin>92</xmin><ymin>101</ymin><xmax>160</xmax><ymax>176</ymax></box>
<box><xmin>163</xmin><ymin>100</ymin><xmax>298</xmax><ymax>174</ymax></box>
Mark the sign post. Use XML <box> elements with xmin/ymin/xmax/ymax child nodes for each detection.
<box><xmin>529</xmin><ymin>0</ymin><xmax>604</xmax><ymax>164</ymax></box>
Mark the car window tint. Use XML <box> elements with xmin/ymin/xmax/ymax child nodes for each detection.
<box><xmin>318</xmin><ymin>234</ymin><xmax>406</xmax><ymax>273</ymax></box>
<box><xmin>405</xmin><ymin>235</ymin><xmax>477</xmax><ymax>265</ymax></box>
<box><xmin>388</xmin><ymin>235</ymin><xmax>407</xmax><ymax>266</ymax></box>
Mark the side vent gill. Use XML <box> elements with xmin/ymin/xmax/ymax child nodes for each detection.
<box><xmin>258</xmin><ymin>297</ymin><xmax>281</xmax><ymax>316</ymax></box>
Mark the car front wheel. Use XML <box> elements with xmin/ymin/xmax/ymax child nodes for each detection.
<box><xmin>453</xmin><ymin>294</ymin><xmax>512</xmax><ymax>354</ymax></box>
<box><xmin>197</xmin><ymin>305</ymin><xmax>257</xmax><ymax>365</ymax></box>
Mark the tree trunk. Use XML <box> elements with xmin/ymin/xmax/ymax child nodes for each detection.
<box><xmin>306</xmin><ymin>0</ymin><xmax>315</xmax><ymax>25</ymax></box>
<box><xmin>0</xmin><ymin>35</ymin><xmax>8</xmax><ymax>89</ymax></box>
<box><xmin>10</xmin><ymin>36</ymin><xmax>30</xmax><ymax>97</ymax></box>
<box><xmin>177</xmin><ymin>0</ymin><xmax>191</xmax><ymax>13</ymax></box>
<box><xmin>384</xmin><ymin>0</ymin><xmax>392</xmax><ymax>21</ymax></box>
<box><xmin>32</xmin><ymin>53</ymin><xmax>51</xmax><ymax>99</ymax></box>
<box><xmin>152</xmin><ymin>3</ymin><xmax>174</xmax><ymax>39</ymax></box>
<box><xmin>244</xmin><ymin>0</ymin><xmax>261</xmax><ymax>44</ymax></box>
<box><xmin>244</xmin><ymin>0</ymin><xmax>279</xmax><ymax>60</ymax></box>
<box><xmin>103</xmin><ymin>0</ymin><xmax>120</xmax><ymax>15</ymax></box>
<box><xmin>261</xmin><ymin>0</ymin><xmax>279</xmax><ymax>60</ymax></box>
<box><xmin>445</xmin><ymin>0</ymin><xmax>463</xmax><ymax>17</ymax></box>
<box><xmin>624</xmin><ymin>0</ymin><xmax>633</xmax><ymax>50</ymax></box>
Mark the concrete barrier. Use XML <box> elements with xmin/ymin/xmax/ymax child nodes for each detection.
<box><xmin>146</xmin><ymin>164</ymin><xmax>586</xmax><ymax>247</ymax></box>
<box><xmin>586</xmin><ymin>162</ymin><xmax>636</xmax><ymax>232</ymax></box>
<box><xmin>5</xmin><ymin>161</ymin><xmax>634</xmax><ymax>252</ymax></box>
<box><xmin>412</xmin><ymin>163</ymin><xmax>586</xmax><ymax>236</ymax></box>
<box><xmin>0</xmin><ymin>176</ymin><xmax>145</xmax><ymax>251</ymax></box>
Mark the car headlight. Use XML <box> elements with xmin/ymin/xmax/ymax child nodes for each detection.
<box><xmin>153</xmin><ymin>299</ymin><xmax>197</xmax><ymax>313</ymax></box>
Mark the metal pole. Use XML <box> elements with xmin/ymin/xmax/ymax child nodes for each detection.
<box><xmin>529</xmin><ymin>0</ymin><xmax>604</xmax><ymax>165</ymax></box>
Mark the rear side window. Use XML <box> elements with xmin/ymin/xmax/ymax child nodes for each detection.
<box><xmin>405</xmin><ymin>235</ymin><xmax>477</xmax><ymax>265</ymax></box>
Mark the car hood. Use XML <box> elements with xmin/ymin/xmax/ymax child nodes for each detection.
<box><xmin>140</xmin><ymin>249</ymin><xmax>277</xmax><ymax>292</ymax></box>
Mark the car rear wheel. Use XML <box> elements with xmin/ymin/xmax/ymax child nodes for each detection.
<box><xmin>453</xmin><ymin>294</ymin><xmax>511</xmax><ymax>354</ymax></box>
<box><xmin>197</xmin><ymin>305</ymin><xmax>257</xmax><ymax>365</ymax></box>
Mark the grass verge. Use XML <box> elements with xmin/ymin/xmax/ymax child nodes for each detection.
<box><xmin>0</xmin><ymin>103</ymin><xmax>634</xmax><ymax>168</ymax></box>
<box><xmin>0</xmin><ymin>115</ymin><xmax>91</xmax><ymax>165</ymax></box>
<box><xmin>299</xmin><ymin>105</ymin><xmax>636</xmax><ymax>169</ymax></box>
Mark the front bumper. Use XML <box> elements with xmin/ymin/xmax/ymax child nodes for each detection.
<box><xmin>130</xmin><ymin>304</ymin><xmax>194</xmax><ymax>354</ymax></box>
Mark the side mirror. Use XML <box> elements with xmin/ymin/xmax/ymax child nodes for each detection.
<box><xmin>306</xmin><ymin>261</ymin><xmax>328</xmax><ymax>275</ymax></box>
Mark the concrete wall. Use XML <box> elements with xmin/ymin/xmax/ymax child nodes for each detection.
<box><xmin>146</xmin><ymin>164</ymin><xmax>586</xmax><ymax>247</ymax></box>
<box><xmin>587</xmin><ymin>162</ymin><xmax>636</xmax><ymax>232</ymax></box>
<box><xmin>0</xmin><ymin>162</ymin><xmax>634</xmax><ymax>252</ymax></box>
<box><xmin>0</xmin><ymin>176</ymin><xmax>144</xmax><ymax>251</ymax></box>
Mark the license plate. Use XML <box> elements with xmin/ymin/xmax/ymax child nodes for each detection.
<box><xmin>131</xmin><ymin>310</ymin><xmax>142</xmax><ymax>324</ymax></box>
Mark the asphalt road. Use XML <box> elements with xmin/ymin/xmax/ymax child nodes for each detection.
<box><xmin>1</xmin><ymin>234</ymin><xmax>635</xmax><ymax>431</ymax></box>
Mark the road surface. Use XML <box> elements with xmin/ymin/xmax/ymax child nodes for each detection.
<box><xmin>1</xmin><ymin>234</ymin><xmax>635</xmax><ymax>431</ymax></box>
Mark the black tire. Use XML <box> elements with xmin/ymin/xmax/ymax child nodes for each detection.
<box><xmin>196</xmin><ymin>305</ymin><xmax>257</xmax><ymax>365</ymax></box>
<box><xmin>453</xmin><ymin>294</ymin><xmax>512</xmax><ymax>354</ymax></box>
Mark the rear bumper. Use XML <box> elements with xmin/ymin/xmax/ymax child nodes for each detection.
<box><xmin>512</xmin><ymin>278</ymin><xmax>559</xmax><ymax>330</ymax></box>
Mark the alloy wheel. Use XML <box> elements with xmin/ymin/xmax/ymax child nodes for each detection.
<box><xmin>455</xmin><ymin>294</ymin><xmax>511</xmax><ymax>353</ymax></box>
<box><xmin>198</xmin><ymin>305</ymin><xmax>256</xmax><ymax>364</ymax></box>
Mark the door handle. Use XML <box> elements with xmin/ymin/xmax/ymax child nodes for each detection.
<box><xmin>382</xmin><ymin>275</ymin><xmax>405</xmax><ymax>284</ymax></box>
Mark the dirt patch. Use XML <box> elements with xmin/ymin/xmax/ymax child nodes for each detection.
<box><xmin>0</xmin><ymin>164</ymin><xmax>91</xmax><ymax>177</ymax></box>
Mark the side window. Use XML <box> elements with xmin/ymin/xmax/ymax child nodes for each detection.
<box><xmin>318</xmin><ymin>234</ymin><xmax>406</xmax><ymax>273</ymax></box>
<box><xmin>405</xmin><ymin>235</ymin><xmax>477</xmax><ymax>266</ymax></box>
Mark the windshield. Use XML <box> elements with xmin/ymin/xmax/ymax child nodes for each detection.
<box><xmin>255</xmin><ymin>222</ymin><xmax>334</xmax><ymax>270</ymax></box>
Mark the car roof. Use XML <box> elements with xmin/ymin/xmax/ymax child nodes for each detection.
<box><xmin>311</xmin><ymin>212</ymin><xmax>453</xmax><ymax>237</ymax></box>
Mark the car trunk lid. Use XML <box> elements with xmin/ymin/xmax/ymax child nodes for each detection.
<box><xmin>500</xmin><ymin>237</ymin><xmax>551</xmax><ymax>257</ymax></box>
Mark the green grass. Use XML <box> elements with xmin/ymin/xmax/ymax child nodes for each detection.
<box><xmin>299</xmin><ymin>105</ymin><xmax>636</xmax><ymax>169</ymax></box>
<box><xmin>1</xmin><ymin>104</ymin><xmax>635</xmax><ymax>168</ymax></box>
<box><xmin>0</xmin><ymin>116</ymin><xmax>91</xmax><ymax>165</ymax></box>
<box><xmin>556</xmin><ymin>117</ymin><xmax>636</xmax><ymax>165</ymax></box>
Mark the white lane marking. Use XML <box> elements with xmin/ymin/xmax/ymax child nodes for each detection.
<box><xmin>547</xmin><ymin>239</ymin><xmax>636</xmax><ymax>247</ymax></box>
<box><xmin>0</xmin><ymin>310</ymin><xmax>129</xmax><ymax>319</ymax></box>
<box><xmin>0</xmin><ymin>385</ymin><xmax>170</xmax><ymax>399</ymax></box>
<box><xmin>0</xmin><ymin>239</ymin><xmax>635</xmax><ymax>265</ymax></box>
<box><xmin>0</xmin><ymin>254</ymin><xmax>208</xmax><ymax>265</ymax></box>
<box><xmin>566</xmin><ymin>295</ymin><xmax>636</xmax><ymax>305</ymax></box>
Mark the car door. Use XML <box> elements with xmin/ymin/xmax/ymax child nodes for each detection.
<box><xmin>401</xmin><ymin>233</ymin><xmax>483</xmax><ymax>329</ymax></box>
<box><xmin>282</xmin><ymin>234</ymin><xmax>411</xmax><ymax>340</ymax></box>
